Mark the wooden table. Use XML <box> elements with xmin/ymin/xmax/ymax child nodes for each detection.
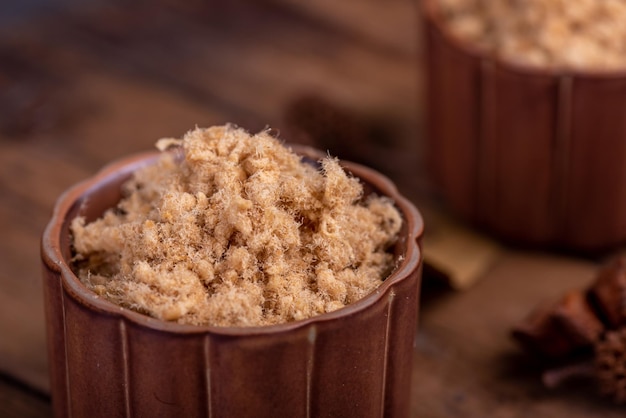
<box><xmin>1</xmin><ymin>1</ymin><xmax>623</xmax><ymax>416</ymax></box>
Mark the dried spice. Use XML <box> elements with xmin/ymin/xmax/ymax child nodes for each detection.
<box><xmin>539</xmin><ymin>326</ymin><xmax>626</xmax><ymax>403</ymax></box>
<box><xmin>514</xmin><ymin>256</ymin><xmax>626</xmax><ymax>404</ymax></box>
<box><xmin>71</xmin><ymin>125</ymin><xmax>402</xmax><ymax>327</ymax></box>
<box><xmin>512</xmin><ymin>289</ymin><xmax>603</xmax><ymax>359</ymax></box>
<box><xmin>595</xmin><ymin>328</ymin><xmax>626</xmax><ymax>403</ymax></box>
<box><xmin>588</xmin><ymin>257</ymin><xmax>626</xmax><ymax>328</ymax></box>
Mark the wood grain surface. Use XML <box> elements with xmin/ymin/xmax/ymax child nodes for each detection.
<box><xmin>0</xmin><ymin>0</ymin><xmax>623</xmax><ymax>416</ymax></box>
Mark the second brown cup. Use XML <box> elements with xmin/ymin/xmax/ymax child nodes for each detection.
<box><xmin>423</xmin><ymin>0</ymin><xmax>626</xmax><ymax>253</ymax></box>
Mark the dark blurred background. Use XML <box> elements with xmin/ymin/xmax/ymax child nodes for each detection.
<box><xmin>0</xmin><ymin>0</ymin><xmax>87</xmax><ymax>26</ymax></box>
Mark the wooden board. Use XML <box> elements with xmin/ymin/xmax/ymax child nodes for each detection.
<box><xmin>1</xmin><ymin>1</ymin><xmax>625</xmax><ymax>416</ymax></box>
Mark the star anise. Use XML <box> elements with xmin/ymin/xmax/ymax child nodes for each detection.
<box><xmin>588</xmin><ymin>256</ymin><xmax>626</xmax><ymax>328</ymax></box>
<box><xmin>512</xmin><ymin>289</ymin><xmax>603</xmax><ymax>359</ymax></box>
<box><xmin>595</xmin><ymin>328</ymin><xmax>626</xmax><ymax>403</ymax></box>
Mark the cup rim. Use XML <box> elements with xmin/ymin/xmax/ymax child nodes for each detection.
<box><xmin>42</xmin><ymin>144</ymin><xmax>424</xmax><ymax>336</ymax></box>
<box><xmin>422</xmin><ymin>0</ymin><xmax>626</xmax><ymax>80</ymax></box>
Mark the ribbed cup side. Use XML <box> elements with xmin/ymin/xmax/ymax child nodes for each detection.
<box><xmin>383</xmin><ymin>263</ymin><xmax>422</xmax><ymax>418</ymax></box>
<box><xmin>62</xmin><ymin>293</ymin><xmax>128</xmax><ymax>417</ymax></box>
<box><xmin>311</xmin><ymin>317</ymin><xmax>386</xmax><ymax>417</ymax></box>
<box><xmin>207</xmin><ymin>328</ymin><xmax>311</xmax><ymax>418</ymax></box>
<box><xmin>42</xmin><ymin>268</ymin><xmax>69</xmax><ymax>418</ymax></box>
<box><xmin>310</xmin><ymin>297</ymin><xmax>395</xmax><ymax>417</ymax></box>
<box><xmin>478</xmin><ymin>64</ymin><xmax>558</xmax><ymax>243</ymax></box>
<box><xmin>124</xmin><ymin>323</ymin><xmax>207</xmax><ymax>417</ymax></box>
<box><xmin>425</xmin><ymin>16</ymin><xmax>481</xmax><ymax>221</ymax></box>
<box><xmin>565</xmin><ymin>77</ymin><xmax>626</xmax><ymax>249</ymax></box>
<box><xmin>45</xmin><ymin>268</ymin><xmax>420</xmax><ymax>418</ymax></box>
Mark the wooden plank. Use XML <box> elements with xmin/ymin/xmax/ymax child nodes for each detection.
<box><xmin>0</xmin><ymin>144</ymin><xmax>94</xmax><ymax>392</ymax></box>
<box><xmin>412</xmin><ymin>252</ymin><xmax>625</xmax><ymax>417</ymax></box>
<box><xmin>0</xmin><ymin>375</ymin><xmax>51</xmax><ymax>418</ymax></box>
<box><xmin>260</xmin><ymin>0</ymin><xmax>419</xmax><ymax>57</ymax></box>
<box><xmin>5</xmin><ymin>1</ymin><xmax>625</xmax><ymax>417</ymax></box>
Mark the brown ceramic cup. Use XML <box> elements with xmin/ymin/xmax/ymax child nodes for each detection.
<box><xmin>422</xmin><ymin>0</ymin><xmax>626</xmax><ymax>253</ymax></box>
<box><xmin>41</xmin><ymin>145</ymin><xmax>423</xmax><ymax>418</ymax></box>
